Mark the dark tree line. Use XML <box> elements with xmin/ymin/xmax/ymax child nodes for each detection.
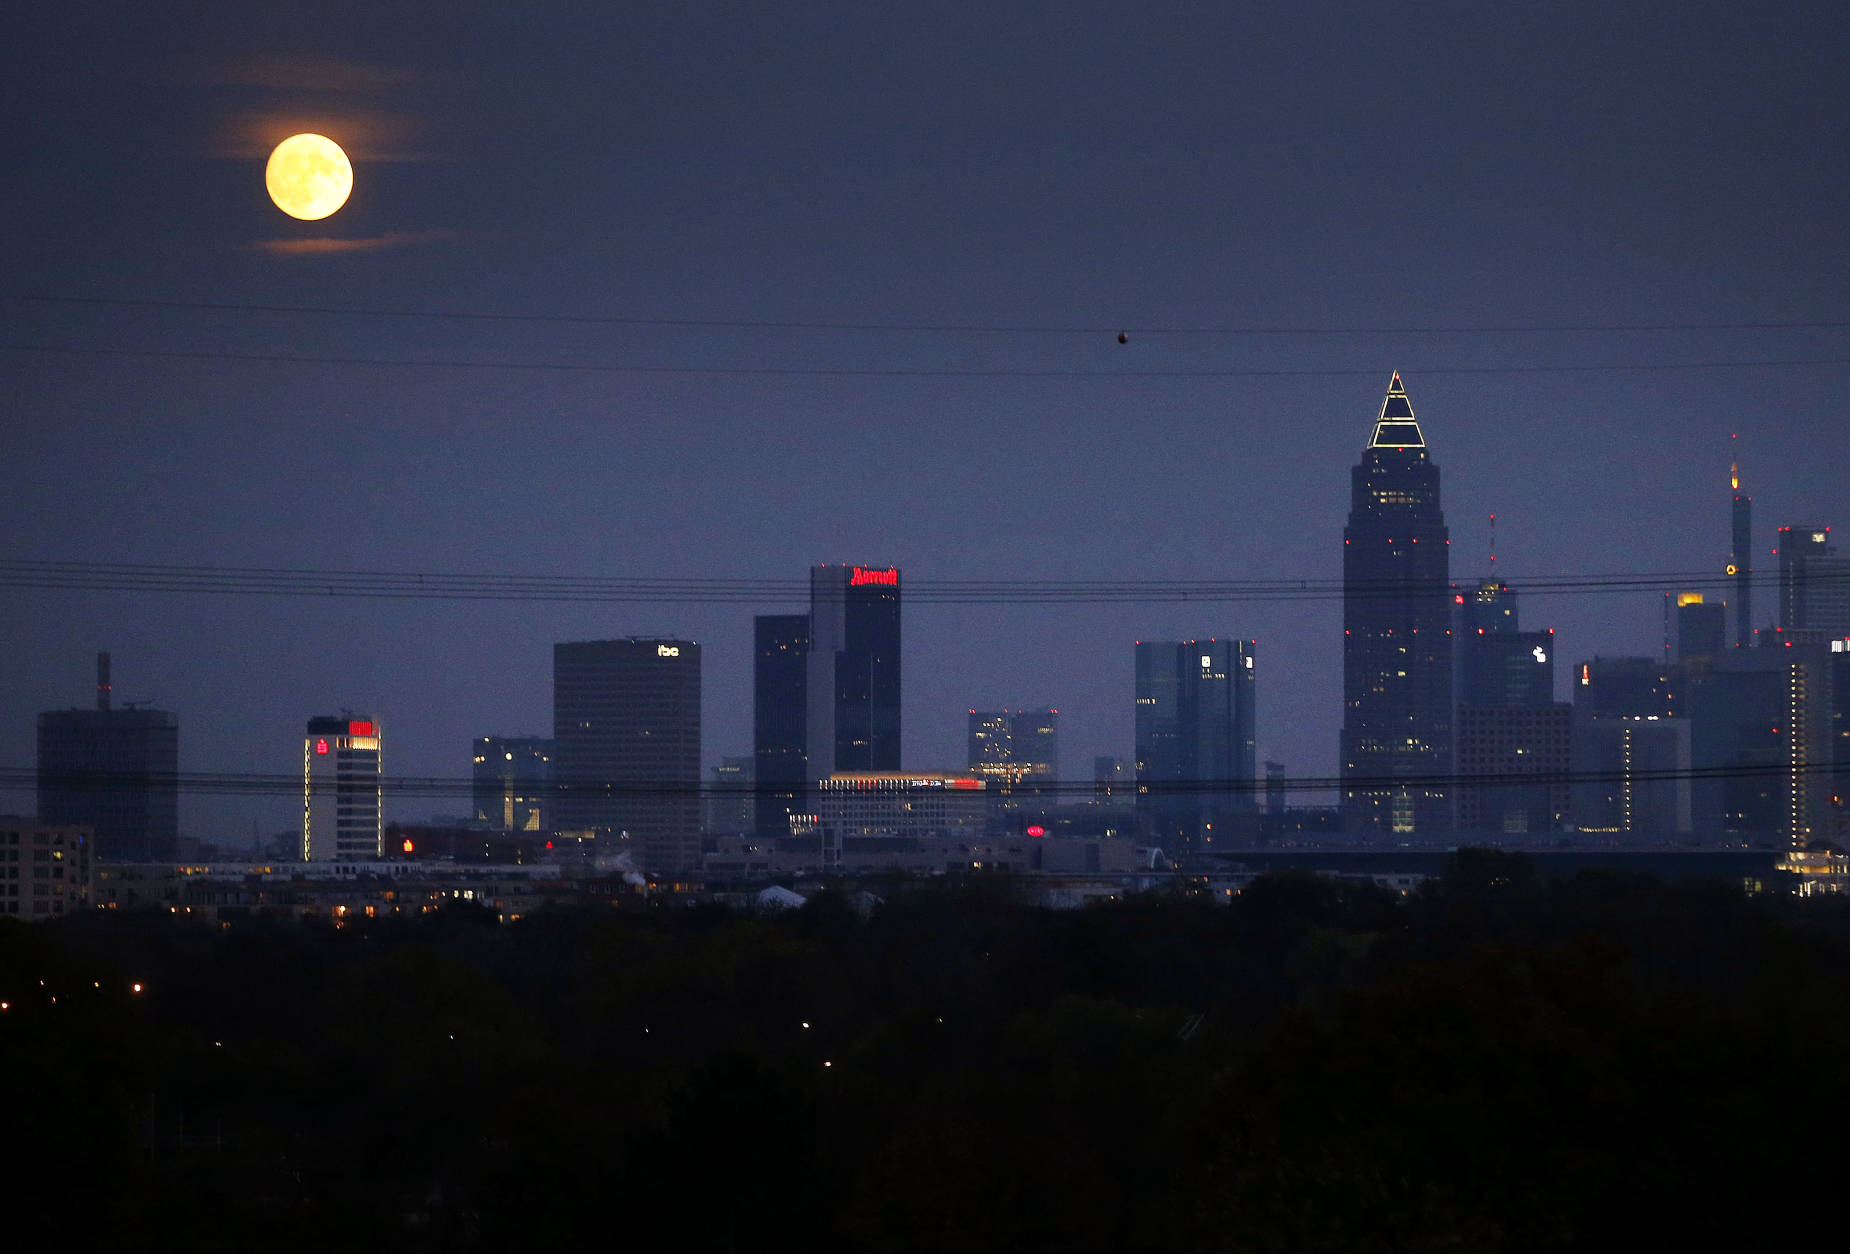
<box><xmin>5</xmin><ymin>853</ymin><xmax>1848</xmax><ymax>1252</ymax></box>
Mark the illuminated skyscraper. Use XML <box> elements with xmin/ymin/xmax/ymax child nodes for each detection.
<box><xmin>553</xmin><ymin>639</ymin><xmax>701</xmax><ymax>874</ymax></box>
<box><xmin>303</xmin><ymin>715</ymin><xmax>381</xmax><ymax>861</ymax></box>
<box><xmin>1341</xmin><ymin>373</ymin><xmax>1452</xmax><ymax>835</ymax></box>
<box><xmin>807</xmin><ymin>565</ymin><xmax>901</xmax><ymax>776</ymax></box>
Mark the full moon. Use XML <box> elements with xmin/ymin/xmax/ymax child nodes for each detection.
<box><xmin>264</xmin><ymin>134</ymin><xmax>352</xmax><ymax>220</ymax></box>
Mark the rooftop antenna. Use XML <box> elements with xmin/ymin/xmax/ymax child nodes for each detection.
<box><xmin>96</xmin><ymin>651</ymin><xmax>111</xmax><ymax>712</ymax></box>
<box><xmin>1488</xmin><ymin>513</ymin><xmax>1497</xmax><ymax>568</ymax></box>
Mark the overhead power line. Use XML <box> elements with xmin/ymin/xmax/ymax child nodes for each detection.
<box><xmin>1</xmin><ymin>559</ymin><xmax>1828</xmax><ymax>605</ymax></box>
<box><xmin>10</xmin><ymin>291</ymin><xmax>1850</xmax><ymax>337</ymax></box>
<box><xmin>8</xmin><ymin>341</ymin><xmax>1850</xmax><ymax>379</ymax></box>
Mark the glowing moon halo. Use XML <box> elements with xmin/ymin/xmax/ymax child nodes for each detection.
<box><xmin>265</xmin><ymin>134</ymin><xmax>352</xmax><ymax>220</ymax></box>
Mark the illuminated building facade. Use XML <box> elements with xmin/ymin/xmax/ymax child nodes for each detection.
<box><xmin>303</xmin><ymin>716</ymin><xmax>382</xmax><ymax>862</ymax></box>
<box><xmin>552</xmin><ymin>638</ymin><xmax>701</xmax><ymax>873</ymax></box>
<box><xmin>471</xmin><ymin>736</ymin><xmax>552</xmax><ymax>832</ymax></box>
<box><xmin>36</xmin><ymin>652</ymin><xmax>178</xmax><ymax>863</ymax></box>
<box><xmin>1341</xmin><ymin>374</ymin><xmax>1452</xmax><ymax>835</ymax></box>
<box><xmin>753</xmin><ymin>613</ymin><xmax>810</xmax><ymax>840</ymax></box>
<box><xmin>1776</xmin><ymin>526</ymin><xmax>1850</xmax><ymax>637</ymax></box>
<box><xmin>1135</xmin><ymin>638</ymin><xmax>1257</xmax><ymax>848</ymax></box>
<box><xmin>807</xmin><ymin>565</ymin><xmax>901</xmax><ymax>776</ymax></box>
<box><xmin>967</xmin><ymin>708</ymin><xmax>1059</xmax><ymax>787</ymax></box>
<box><xmin>0</xmin><ymin>818</ymin><xmax>91</xmax><ymax>919</ymax></box>
<box><xmin>1674</xmin><ymin>592</ymin><xmax>1727</xmax><ymax>663</ymax></box>
<box><xmin>815</xmin><ymin>772</ymin><xmax>987</xmax><ymax>845</ymax></box>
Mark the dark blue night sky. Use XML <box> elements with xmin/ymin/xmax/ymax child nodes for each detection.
<box><xmin>5</xmin><ymin>1</ymin><xmax>1847</xmax><ymax>840</ymax></box>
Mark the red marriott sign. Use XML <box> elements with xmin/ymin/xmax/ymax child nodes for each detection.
<box><xmin>850</xmin><ymin>566</ymin><xmax>898</xmax><ymax>587</ymax></box>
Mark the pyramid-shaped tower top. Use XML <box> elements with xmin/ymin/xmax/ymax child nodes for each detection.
<box><xmin>1368</xmin><ymin>371</ymin><xmax>1426</xmax><ymax>449</ymax></box>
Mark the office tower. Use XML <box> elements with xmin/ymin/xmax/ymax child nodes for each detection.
<box><xmin>1674</xmin><ymin>592</ymin><xmax>1727</xmax><ymax>663</ymax></box>
<box><xmin>1135</xmin><ymin>639</ymin><xmax>1256</xmax><ymax>849</ymax></box>
<box><xmin>1457</xmin><ymin>618</ymin><xmax>1557</xmax><ymax>711</ymax></box>
<box><xmin>553</xmin><ymin>638</ymin><xmax>701</xmax><ymax>874</ymax></box>
<box><xmin>1570</xmin><ymin>655</ymin><xmax>1690</xmax><ymax>839</ymax></box>
<box><xmin>1341</xmin><ymin>373</ymin><xmax>1453</xmax><ymax>835</ymax></box>
<box><xmin>966</xmin><ymin>709</ymin><xmax>1059</xmax><ymax>787</ymax></box>
<box><xmin>471</xmin><ymin>736</ymin><xmax>552</xmax><ymax>831</ymax></box>
<box><xmin>1684</xmin><ymin>644</ymin><xmax>1838</xmax><ymax>848</ymax></box>
<box><xmin>1830</xmin><ymin>641</ymin><xmax>1850</xmax><ymax>849</ymax></box>
<box><xmin>704</xmin><ymin>755</ymin><xmax>754</xmax><ymax>836</ymax></box>
<box><xmin>1454</xmin><ymin>586</ymin><xmax>1569</xmax><ymax>835</ymax></box>
<box><xmin>1569</xmin><ymin>716</ymin><xmax>1692</xmax><ymax>838</ymax></box>
<box><xmin>303</xmin><ymin>716</ymin><xmax>382</xmax><ymax>861</ymax></box>
<box><xmin>1776</xmin><ymin>526</ymin><xmax>1850</xmax><ymax>637</ymax></box>
<box><xmin>753</xmin><ymin>613</ymin><xmax>809</xmax><ymax>840</ymax></box>
<box><xmin>36</xmin><ymin>653</ymin><xmax>178</xmax><ymax>862</ymax></box>
<box><xmin>1730</xmin><ymin>462</ymin><xmax>1752</xmax><ymax>648</ymax></box>
<box><xmin>807</xmin><ymin>565</ymin><xmax>901</xmax><ymax>775</ymax></box>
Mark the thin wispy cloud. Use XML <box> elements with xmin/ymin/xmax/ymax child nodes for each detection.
<box><xmin>248</xmin><ymin>229</ymin><xmax>468</xmax><ymax>256</ymax></box>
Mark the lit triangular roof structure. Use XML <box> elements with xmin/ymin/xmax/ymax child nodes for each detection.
<box><xmin>1368</xmin><ymin>371</ymin><xmax>1426</xmax><ymax>448</ymax></box>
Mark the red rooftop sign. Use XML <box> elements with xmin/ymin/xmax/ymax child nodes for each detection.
<box><xmin>850</xmin><ymin>566</ymin><xmax>898</xmax><ymax>587</ymax></box>
<box><xmin>348</xmin><ymin>721</ymin><xmax>374</xmax><ymax>736</ymax></box>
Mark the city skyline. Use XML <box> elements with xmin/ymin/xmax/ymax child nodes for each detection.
<box><xmin>5</xmin><ymin>2</ymin><xmax>1848</xmax><ymax>840</ymax></box>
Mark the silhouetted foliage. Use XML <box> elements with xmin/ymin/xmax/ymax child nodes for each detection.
<box><xmin>7</xmin><ymin>870</ymin><xmax>1849</xmax><ymax>1250</ymax></box>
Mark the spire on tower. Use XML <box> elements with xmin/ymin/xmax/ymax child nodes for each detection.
<box><xmin>1368</xmin><ymin>371</ymin><xmax>1427</xmax><ymax>449</ymax></box>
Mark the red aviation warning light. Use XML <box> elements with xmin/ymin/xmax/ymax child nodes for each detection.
<box><xmin>849</xmin><ymin>566</ymin><xmax>898</xmax><ymax>587</ymax></box>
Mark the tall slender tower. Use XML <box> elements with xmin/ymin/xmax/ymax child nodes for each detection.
<box><xmin>1341</xmin><ymin>373</ymin><xmax>1452</xmax><ymax>835</ymax></box>
<box><xmin>1730</xmin><ymin>459</ymin><xmax>1752</xmax><ymax>647</ymax></box>
<box><xmin>753</xmin><ymin>613</ymin><xmax>810</xmax><ymax>840</ymax></box>
<box><xmin>806</xmin><ymin>565</ymin><xmax>901</xmax><ymax>775</ymax></box>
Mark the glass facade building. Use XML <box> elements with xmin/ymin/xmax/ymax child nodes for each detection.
<box><xmin>1341</xmin><ymin>374</ymin><xmax>1453</xmax><ymax>835</ymax></box>
<box><xmin>806</xmin><ymin>565</ymin><xmax>901</xmax><ymax>776</ymax></box>
<box><xmin>553</xmin><ymin>638</ymin><xmax>701</xmax><ymax>874</ymax></box>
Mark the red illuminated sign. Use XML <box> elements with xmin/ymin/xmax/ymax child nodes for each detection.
<box><xmin>1025</xmin><ymin>825</ymin><xmax>1046</xmax><ymax>837</ymax></box>
<box><xmin>348</xmin><ymin>721</ymin><xmax>374</xmax><ymax>736</ymax></box>
<box><xmin>401</xmin><ymin>838</ymin><xmax>415</xmax><ymax>853</ymax></box>
<box><xmin>950</xmin><ymin>779</ymin><xmax>981</xmax><ymax>790</ymax></box>
<box><xmin>849</xmin><ymin>566</ymin><xmax>898</xmax><ymax>587</ymax></box>
<box><xmin>315</xmin><ymin>738</ymin><xmax>329</xmax><ymax>755</ymax></box>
